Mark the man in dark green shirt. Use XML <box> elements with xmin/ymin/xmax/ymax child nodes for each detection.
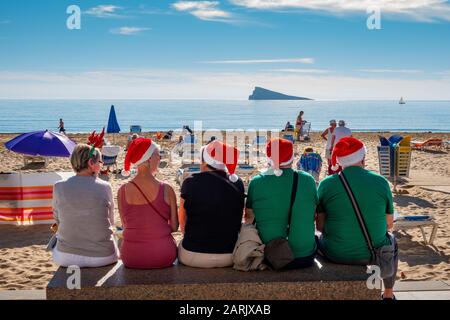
<box><xmin>316</xmin><ymin>137</ymin><xmax>398</xmax><ymax>300</ymax></box>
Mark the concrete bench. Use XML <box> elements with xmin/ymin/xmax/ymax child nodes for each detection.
<box><xmin>46</xmin><ymin>257</ymin><xmax>380</xmax><ymax>300</ymax></box>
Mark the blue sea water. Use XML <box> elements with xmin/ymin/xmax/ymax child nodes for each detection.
<box><xmin>0</xmin><ymin>99</ymin><xmax>449</xmax><ymax>133</ymax></box>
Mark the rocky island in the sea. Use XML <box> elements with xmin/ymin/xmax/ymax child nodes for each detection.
<box><xmin>248</xmin><ymin>87</ymin><xmax>312</xmax><ymax>100</ymax></box>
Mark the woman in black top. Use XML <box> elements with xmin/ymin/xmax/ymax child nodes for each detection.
<box><xmin>178</xmin><ymin>141</ymin><xmax>245</xmax><ymax>268</ymax></box>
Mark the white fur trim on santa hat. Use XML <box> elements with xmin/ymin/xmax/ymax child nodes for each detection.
<box><xmin>201</xmin><ymin>146</ymin><xmax>226</xmax><ymax>171</ymax></box>
<box><xmin>266</xmin><ymin>153</ymin><xmax>294</xmax><ymax>177</ymax></box>
<box><xmin>337</xmin><ymin>146</ymin><xmax>367</xmax><ymax>168</ymax></box>
<box><xmin>134</xmin><ymin>142</ymin><xmax>160</xmax><ymax>167</ymax></box>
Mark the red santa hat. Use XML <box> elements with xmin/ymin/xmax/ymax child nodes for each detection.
<box><xmin>331</xmin><ymin>137</ymin><xmax>367</xmax><ymax>171</ymax></box>
<box><xmin>201</xmin><ymin>140</ymin><xmax>240</xmax><ymax>182</ymax></box>
<box><xmin>266</xmin><ymin>138</ymin><xmax>294</xmax><ymax>177</ymax></box>
<box><xmin>122</xmin><ymin>138</ymin><xmax>160</xmax><ymax>177</ymax></box>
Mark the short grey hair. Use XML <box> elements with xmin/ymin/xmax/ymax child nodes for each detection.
<box><xmin>70</xmin><ymin>143</ymin><xmax>101</xmax><ymax>173</ymax></box>
<box><xmin>338</xmin><ymin>120</ymin><xmax>346</xmax><ymax>126</ymax></box>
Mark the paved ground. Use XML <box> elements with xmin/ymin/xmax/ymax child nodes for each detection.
<box><xmin>0</xmin><ymin>281</ymin><xmax>449</xmax><ymax>300</ymax></box>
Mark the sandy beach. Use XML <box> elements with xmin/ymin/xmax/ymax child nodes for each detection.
<box><xmin>0</xmin><ymin>131</ymin><xmax>449</xmax><ymax>290</ymax></box>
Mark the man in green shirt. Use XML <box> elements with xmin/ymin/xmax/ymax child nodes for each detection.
<box><xmin>245</xmin><ymin>138</ymin><xmax>317</xmax><ymax>269</ymax></box>
<box><xmin>316</xmin><ymin>137</ymin><xmax>398</xmax><ymax>300</ymax></box>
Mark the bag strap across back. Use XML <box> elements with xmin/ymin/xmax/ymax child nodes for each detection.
<box><xmin>287</xmin><ymin>171</ymin><xmax>299</xmax><ymax>233</ymax></box>
<box><xmin>129</xmin><ymin>181</ymin><xmax>168</xmax><ymax>223</ymax></box>
<box><xmin>338</xmin><ymin>171</ymin><xmax>376</xmax><ymax>261</ymax></box>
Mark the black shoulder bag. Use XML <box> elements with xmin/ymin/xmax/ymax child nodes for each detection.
<box><xmin>264</xmin><ymin>172</ymin><xmax>299</xmax><ymax>270</ymax></box>
<box><xmin>338</xmin><ymin>171</ymin><xmax>396</xmax><ymax>279</ymax></box>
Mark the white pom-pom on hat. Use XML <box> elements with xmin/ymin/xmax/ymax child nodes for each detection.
<box><xmin>229</xmin><ymin>174</ymin><xmax>239</xmax><ymax>183</ymax></box>
<box><xmin>121</xmin><ymin>170</ymin><xmax>131</xmax><ymax>178</ymax></box>
<box><xmin>274</xmin><ymin>169</ymin><xmax>283</xmax><ymax>177</ymax></box>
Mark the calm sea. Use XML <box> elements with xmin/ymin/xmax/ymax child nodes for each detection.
<box><xmin>0</xmin><ymin>100</ymin><xmax>449</xmax><ymax>133</ymax></box>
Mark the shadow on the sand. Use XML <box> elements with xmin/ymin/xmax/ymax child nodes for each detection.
<box><xmin>394</xmin><ymin>194</ymin><xmax>436</xmax><ymax>208</ymax></box>
<box><xmin>395</xmin><ymin>231</ymin><xmax>450</xmax><ymax>267</ymax></box>
<box><xmin>412</xmin><ymin>149</ymin><xmax>448</xmax><ymax>155</ymax></box>
<box><xmin>0</xmin><ymin>225</ymin><xmax>52</xmax><ymax>249</ymax></box>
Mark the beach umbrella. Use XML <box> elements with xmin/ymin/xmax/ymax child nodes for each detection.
<box><xmin>107</xmin><ymin>105</ymin><xmax>121</xmax><ymax>143</ymax></box>
<box><xmin>5</xmin><ymin>130</ymin><xmax>76</xmax><ymax>157</ymax></box>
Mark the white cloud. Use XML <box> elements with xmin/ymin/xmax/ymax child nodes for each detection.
<box><xmin>266</xmin><ymin>68</ymin><xmax>330</xmax><ymax>74</ymax></box>
<box><xmin>86</xmin><ymin>5</ymin><xmax>123</xmax><ymax>18</ymax></box>
<box><xmin>1</xmin><ymin>69</ymin><xmax>450</xmax><ymax>100</ymax></box>
<box><xmin>172</xmin><ymin>1</ymin><xmax>232</xmax><ymax>21</ymax></box>
<box><xmin>202</xmin><ymin>58</ymin><xmax>315</xmax><ymax>64</ymax></box>
<box><xmin>110</xmin><ymin>27</ymin><xmax>150</xmax><ymax>35</ymax></box>
<box><xmin>230</xmin><ymin>0</ymin><xmax>450</xmax><ymax>22</ymax></box>
<box><xmin>358</xmin><ymin>69</ymin><xmax>424</xmax><ymax>74</ymax></box>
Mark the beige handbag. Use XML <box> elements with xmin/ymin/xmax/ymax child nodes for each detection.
<box><xmin>232</xmin><ymin>223</ymin><xmax>267</xmax><ymax>271</ymax></box>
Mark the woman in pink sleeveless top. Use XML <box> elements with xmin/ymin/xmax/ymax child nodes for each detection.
<box><xmin>118</xmin><ymin>138</ymin><xmax>178</xmax><ymax>269</ymax></box>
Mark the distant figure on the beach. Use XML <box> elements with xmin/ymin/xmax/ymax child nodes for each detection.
<box><xmin>329</xmin><ymin>120</ymin><xmax>352</xmax><ymax>174</ymax></box>
<box><xmin>51</xmin><ymin>144</ymin><xmax>118</xmax><ymax>268</ymax></box>
<box><xmin>284</xmin><ymin>121</ymin><xmax>294</xmax><ymax>131</ymax></box>
<box><xmin>245</xmin><ymin>138</ymin><xmax>317</xmax><ymax>270</ymax></box>
<box><xmin>178</xmin><ymin>141</ymin><xmax>245</xmax><ymax>268</ymax></box>
<box><xmin>118</xmin><ymin>138</ymin><xmax>179</xmax><ymax>269</ymax></box>
<box><xmin>58</xmin><ymin>118</ymin><xmax>66</xmax><ymax>134</ymax></box>
<box><xmin>182</xmin><ymin>125</ymin><xmax>193</xmax><ymax>135</ymax></box>
<box><xmin>126</xmin><ymin>133</ymin><xmax>139</xmax><ymax>151</ymax></box>
<box><xmin>316</xmin><ymin>137</ymin><xmax>398</xmax><ymax>300</ymax></box>
<box><xmin>295</xmin><ymin>111</ymin><xmax>304</xmax><ymax>141</ymax></box>
<box><xmin>321</xmin><ymin>119</ymin><xmax>337</xmax><ymax>175</ymax></box>
<box><xmin>297</xmin><ymin>146</ymin><xmax>322</xmax><ymax>183</ymax></box>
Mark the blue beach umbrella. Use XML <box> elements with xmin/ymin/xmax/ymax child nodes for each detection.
<box><xmin>5</xmin><ymin>130</ymin><xmax>76</xmax><ymax>157</ymax></box>
<box><xmin>107</xmin><ymin>105</ymin><xmax>121</xmax><ymax>134</ymax></box>
<box><xmin>107</xmin><ymin>105</ymin><xmax>121</xmax><ymax>144</ymax></box>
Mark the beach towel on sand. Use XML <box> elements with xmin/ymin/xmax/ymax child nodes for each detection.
<box><xmin>232</xmin><ymin>223</ymin><xmax>267</xmax><ymax>271</ymax></box>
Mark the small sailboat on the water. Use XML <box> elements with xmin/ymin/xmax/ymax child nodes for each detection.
<box><xmin>399</xmin><ymin>97</ymin><xmax>406</xmax><ymax>104</ymax></box>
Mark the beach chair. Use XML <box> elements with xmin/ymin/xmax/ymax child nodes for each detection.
<box><xmin>176</xmin><ymin>164</ymin><xmax>201</xmax><ymax>185</ymax></box>
<box><xmin>101</xmin><ymin>145</ymin><xmax>121</xmax><ymax>173</ymax></box>
<box><xmin>300</xmin><ymin>122</ymin><xmax>312</xmax><ymax>141</ymax></box>
<box><xmin>251</xmin><ymin>136</ymin><xmax>267</xmax><ymax>156</ymax></box>
<box><xmin>411</xmin><ymin>138</ymin><xmax>444</xmax><ymax>151</ymax></box>
<box><xmin>130</xmin><ymin>125</ymin><xmax>142</xmax><ymax>134</ymax></box>
<box><xmin>23</xmin><ymin>155</ymin><xmax>48</xmax><ymax>168</ymax></box>
<box><xmin>377</xmin><ymin>146</ymin><xmax>391</xmax><ymax>178</ymax></box>
<box><xmin>445</xmin><ymin>140</ymin><xmax>450</xmax><ymax>151</ymax></box>
<box><xmin>283</xmin><ymin>133</ymin><xmax>295</xmax><ymax>144</ymax></box>
<box><xmin>394</xmin><ymin>214</ymin><xmax>438</xmax><ymax>245</ymax></box>
<box><xmin>181</xmin><ymin>135</ymin><xmax>201</xmax><ymax>164</ymax></box>
<box><xmin>235</xmin><ymin>164</ymin><xmax>258</xmax><ymax>187</ymax></box>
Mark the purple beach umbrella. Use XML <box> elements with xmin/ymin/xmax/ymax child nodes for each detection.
<box><xmin>5</xmin><ymin>130</ymin><xmax>77</xmax><ymax>157</ymax></box>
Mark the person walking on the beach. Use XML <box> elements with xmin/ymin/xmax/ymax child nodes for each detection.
<box><xmin>328</xmin><ymin>120</ymin><xmax>352</xmax><ymax>174</ymax></box>
<box><xmin>118</xmin><ymin>138</ymin><xmax>179</xmax><ymax>269</ymax></box>
<box><xmin>51</xmin><ymin>144</ymin><xmax>118</xmax><ymax>268</ymax></box>
<box><xmin>295</xmin><ymin>111</ymin><xmax>304</xmax><ymax>141</ymax></box>
<box><xmin>316</xmin><ymin>137</ymin><xmax>399</xmax><ymax>300</ymax></box>
<box><xmin>178</xmin><ymin>140</ymin><xmax>245</xmax><ymax>268</ymax></box>
<box><xmin>58</xmin><ymin>118</ymin><xmax>66</xmax><ymax>135</ymax></box>
<box><xmin>321</xmin><ymin>119</ymin><xmax>337</xmax><ymax>175</ymax></box>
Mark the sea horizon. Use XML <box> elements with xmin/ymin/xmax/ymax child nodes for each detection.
<box><xmin>0</xmin><ymin>99</ymin><xmax>449</xmax><ymax>133</ymax></box>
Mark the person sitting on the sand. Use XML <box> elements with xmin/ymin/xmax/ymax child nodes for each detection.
<box><xmin>178</xmin><ymin>140</ymin><xmax>245</xmax><ymax>268</ymax></box>
<box><xmin>118</xmin><ymin>138</ymin><xmax>179</xmax><ymax>269</ymax></box>
<box><xmin>245</xmin><ymin>138</ymin><xmax>318</xmax><ymax>270</ymax></box>
<box><xmin>52</xmin><ymin>144</ymin><xmax>118</xmax><ymax>268</ymax></box>
<box><xmin>284</xmin><ymin>121</ymin><xmax>294</xmax><ymax>131</ymax></box>
<box><xmin>316</xmin><ymin>137</ymin><xmax>398</xmax><ymax>300</ymax></box>
<box><xmin>297</xmin><ymin>146</ymin><xmax>322</xmax><ymax>183</ymax></box>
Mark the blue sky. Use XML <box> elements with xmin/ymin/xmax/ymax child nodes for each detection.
<box><xmin>1</xmin><ymin>0</ymin><xmax>450</xmax><ymax>99</ymax></box>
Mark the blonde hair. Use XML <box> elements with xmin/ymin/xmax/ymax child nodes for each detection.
<box><xmin>70</xmin><ymin>143</ymin><xmax>101</xmax><ymax>173</ymax></box>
